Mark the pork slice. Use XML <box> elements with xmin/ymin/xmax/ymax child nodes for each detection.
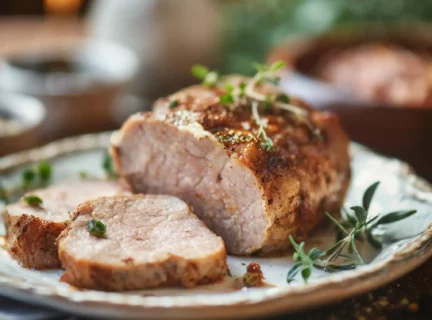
<box><xmin>111</xmin><ymin>77</ymin><xmax>351</xmax><ymax>255</ymax></box>
<box><xmin>3</xmin><ymin>180</ymin><xmax>128</xmax><ymax>269</ymax></box>
<box><xmin>57</xmin><ymin>194</ymin><xmax>227</xmax><ymax>291</ymax></box>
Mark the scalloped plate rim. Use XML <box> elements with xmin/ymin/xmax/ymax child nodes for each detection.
<box><xmin>0</xmin><ymin>132</ymin><xmax>430</xmax><ymax>319</ymax></box>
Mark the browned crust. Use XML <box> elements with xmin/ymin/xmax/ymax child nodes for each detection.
<box><xmin>3</xmin><ymin>210</ymin><xmax>67</xmax><ymax>269</ymax></box>
<box><xmin>58</xmin><ymin>197</ymin><xmax>228</xmax><ymax>291</ymax></box>
<box><xmin>113</xmin><ymin>78</ymin><xmax>351</xmax><ymax>254</ymax></box>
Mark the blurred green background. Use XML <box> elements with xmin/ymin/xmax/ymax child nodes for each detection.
<box><xmin>220</xmin><ymin>0</ymin><xmax>432</xmax><ymax>74</ymax></box>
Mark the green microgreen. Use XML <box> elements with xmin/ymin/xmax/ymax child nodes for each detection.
<box><xmin>191</xmin><ymin>64</ymin><xmax>219</xmax><ymax>87</ymax></box>
<box><xmin>0</xmin><ymin>183</ymin><xmax>9</xmax><ymax>204</ymax></box>
<box><xmin>277</xmin><ymin>93</ymin><xmax>290</xmax><ymax>103</ymax></box>
<box><xmin>168</xmin><ymin>99</ymin><xmax>179</xmax><ymax>109</ymax></box>
<box><xmin>219</xmin><ymin>83</ymin><xmax>235</xmax><ymax>105</ymax></box>
<box><xmin>23</xmin><ymin>195</ymin><xmax>43</xmax><ymax>206</ymax></box>
<box><xmin>263</xmin><ymin>94</ymin><xmax>275</xmax><ymax>113</ymax></box>
<box><xmin>102</xmin><ymin>151</ymin><xmax>117</xmax><ymax>179</ymax></box>
<box><xmin>22</xmin><ymin>162</ymin><xmax>53</xmax><ymax>189</ymax></box>
<box><xmin>79</xmin><ymin>171</ymin><xmax>88</xmax><ymax>180</ymax></box>
<box><xmin>238</xmin><ymin>82</ymin><xmax>247</xmax><ymax>98</ymax></box>
<box><xmin>88</xmin><ymin>219</ymin><xmax>106</xmax><ymax>237</ymax></box>
<box><xmin>38</xmin><ymin>161</ymin><xmax>52</xmax><ymax>185</ymax></box>
<box><xmin>22</xmin><ymin>168</ymin><xmax>36</xmax><ymax>189</ymax></box>
<box><xmin>253</xmin><ymin>61</ymin><xmax>286</xmax><ymax>85</ymax></box>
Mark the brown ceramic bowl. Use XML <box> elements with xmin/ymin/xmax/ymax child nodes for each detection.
<box><xmin>268</xmin><ymin>23</ymin><xmax>432</xmax><ymax>182</ymax></box>
<box><xmin>269</xmin><ymin>22</ymin><xmax>432</xmax><ymax>108</ymax></box>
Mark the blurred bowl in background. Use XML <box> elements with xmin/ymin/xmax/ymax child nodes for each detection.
<box><xmin>0</xmin><ymin>93</ymin><xmax>46</xmax><ymax>156</ymax></box>
<box><xmin>0</xmin><ymin>41</ymin><xmax>138</xmax><ymax>142</ymax></box>
<box><xmin>269</xmin><ymin>23</ymin><xmax>432</xmax><ymax>181</ymax></box>
<box><xmin>269</xmin><ymin>23</ymin><xmax>432</xmax><ymax>108</ymax></box>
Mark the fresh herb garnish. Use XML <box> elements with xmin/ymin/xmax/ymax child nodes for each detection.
<box><xmin>191</xmin><ymin>64</ymin><xmax>220</xmax><ymax>87</ymax></box>
<box><xmin>277</xmin><ymin>93</ymin><xmax>290</xmax><ymax>104</ymax></box>
<box><xmin>38</xmin><ymin>162</ymin><xmax>52</xmax><ymax>185</ymax></box>
<box><xmin>79</xmin><ymin>171</ymin><xmax>88</xmax><ymax>180</ymax></box>
<box><xmin>287</xmin><ymin>181</ymin><xmax>417</xmax><ymax>283</ymax></box>
<box><xmin>191</xmin><ymin>61</ymin><xmax>321</xmax><ymax>150</ymax></box>
<box><xmin>219</xmin><ymin>84</ymin><xmax>235</xmax><ymax>105</ymax></box>
<box><xmin>22</xmin><ymin>162</ymin><xmax>53</xmax><ymax>189</ymax></box>
<box><xmin>253</xmin><ymin>61</ymin><xmax>286</xmax><ymax>85</ymax></box>
<box><xmin>102</xmin><ymin>151</ymin><xmax>117</xmax><ymax>179</ymax></box>
<box><xmin>88</xmin><ymin>219</ymin><xmax>106</xmax><ymax>237</ymax></box>
<box><xmin>23</xmin><ymin>195</ymin><xmax>43</xmax><ymax>206</ymax></box>
<box><xmin>263</xmin><ymin>94</ymin><xmax>275</xmax><ymax>113</ymax></box>
<box><xmin>287</xmin><ymin>235</ymin><xmax>323</xmax><ymax>283</ymax></box>
<box><xmin>0</xmin><ymin>183</ymin><xmax>9</xmax><ymax>204</ymax></box>
<box><xmin>251</xmin><ymin>101</ymin><xmax>274</xmax><ymax>151</ymax></box>
<box><xmin>22</xmin><ymin>168</ymin><xmax>36</xmax><ymax>189</ymax></box>
<box><xmin>168</xmin><ymin>99</ymin><xmax>179</xmax><ymax>109</ymax></box>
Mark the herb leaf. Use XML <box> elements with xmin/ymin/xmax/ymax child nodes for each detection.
<box><xmin>24</xmin><ymin>195</ymin><xmax>43</xmax><ymax>206</ymax></box>
<box><xmin>362</xmin><ymin>181</ymin><xmax>380</xmax><ymax>211</ymax></box>
<box><xmin>0</xmin><ymin>183</ymin><xmax>9</xmax><ymax>204</ymax></box>
<box><xmin>251</xmin><ymin>101</ymin><xmax>274</xmax><ymax>151</ymax></box>
<box><xmin>103</xmin><ymin>151</ymin><xmax>117</xmax><ymax>179</ymax></box>
<box><xmin>287</xmin><ymin>235</ymin><xmax>322</xmax><ymax>283</ymax></box>
<box><xmin>22</xmin><ymin>169</ymin><xmax>36</xmax><ymax>188</ymax></box>
<box><xmin>38</xmin><ymin>162</ymin><xmax>52</xmax><ymax>185</ymax></box>
<box><xmin>168</xmin><ymin>99</ymin><xmax>179</xmax><ymax>109</ymax></box>
<box><xmin>88</xmin><ymin>219</ymin><xmax>106</xmax><ymax>237</ymax></box>
<box><xmin>191</xmin><ymin>64</ymin><xmax>219</xmax><ymax>87</ymax></box>
<box><xmin>219</xmin><ymin>93</ymin><xmax>235</xmax><ymax>105</ymax></box>
<box><xmin>277</xmin><ymin>93</ymin><xmax>290</xmax><ymax>103</ymax></box>
<box><xmin>374</xmin><ymin>210</ymin><xmax>417</xmax><ymax>225</ymax></box>
<box><xmin>191</xmin><ymin>64</ymin><xmax>209</xmax><ymax>80</ymax></box>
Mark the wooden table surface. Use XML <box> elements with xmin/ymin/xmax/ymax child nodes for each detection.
<box><xmin>0</xmin><ymin>18</ymin><xmax>430</xmax><ymax>320</ymax></box>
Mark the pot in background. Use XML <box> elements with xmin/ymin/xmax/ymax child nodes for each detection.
<box><xmin>0</xmin><ymin>93</ymin><xmax>45</xmax><ymax>156</ymax></box>
<box><xmin>0</xmin><ymin>41</ymin><xmax>138</xmax><ymax>142</ymax></box>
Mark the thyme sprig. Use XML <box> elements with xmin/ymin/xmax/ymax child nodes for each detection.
<box><xmin>190</xmin><ymin>61</ymin><xmax>321</xmax><ymax>151</ymax></box>
<box><xmin>287</xmin><ymin>181</ymin><xmax>417</xmax><ymax>283</ymax></box>
<box><xmin>191</xmin><ymin>64</ymin><xmax>220</xmax><ymax>87</ymax></box>
<box><xmin>287</xmin><ymin>235</ymin><xmax>323</xmax><ymax>283</ymax></box>
<box><xmin>251</xmin><ymin>101</ymin><xmax>273</xmax><ymax>151</ymax></box>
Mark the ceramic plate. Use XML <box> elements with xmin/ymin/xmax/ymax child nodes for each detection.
<box><xmin>0</xmin><ymin>133</ymin><xmax>431</xmax><ymax>319</ymax></box>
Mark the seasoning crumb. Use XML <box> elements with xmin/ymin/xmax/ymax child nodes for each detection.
<box><xmin>243</xmin><ymin>262</ymin><xmax>264</xmax><ymax>287</ymax></box>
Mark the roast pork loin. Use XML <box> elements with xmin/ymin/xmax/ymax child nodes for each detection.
<box><xmin>58</xmin><ymin>194</ymin><xmax>227</xmax><ymax>291</ymax></box>
<box><xmin>3</xmin><ymin>180</ymin><xmax>128</xmax><ymax>269</ymax></box>
<box><xmin>111</xmin><ymin>76</ymin><xmax>351</xmax><ymax>255</ymax></box>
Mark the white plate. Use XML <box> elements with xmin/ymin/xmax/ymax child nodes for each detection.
<box><xmin>0</xmin><ymin>133</ymin><xmax>431</xmax><ymax>319</ymax></box>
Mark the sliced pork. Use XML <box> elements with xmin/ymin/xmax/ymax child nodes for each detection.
<box><xmin>58</xmin><ymin>194</ymin><xmax>227</xmax><ymax>291</ymax></box>
<box><xmin>3</xmin><ymin>180</ymin><xmax>128</xmax><ymax>269</ymax></box>
<box><xmin>111</xmin><ymin>76</ymin><xmax>351</xmax><ymax>255</ymax></box>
